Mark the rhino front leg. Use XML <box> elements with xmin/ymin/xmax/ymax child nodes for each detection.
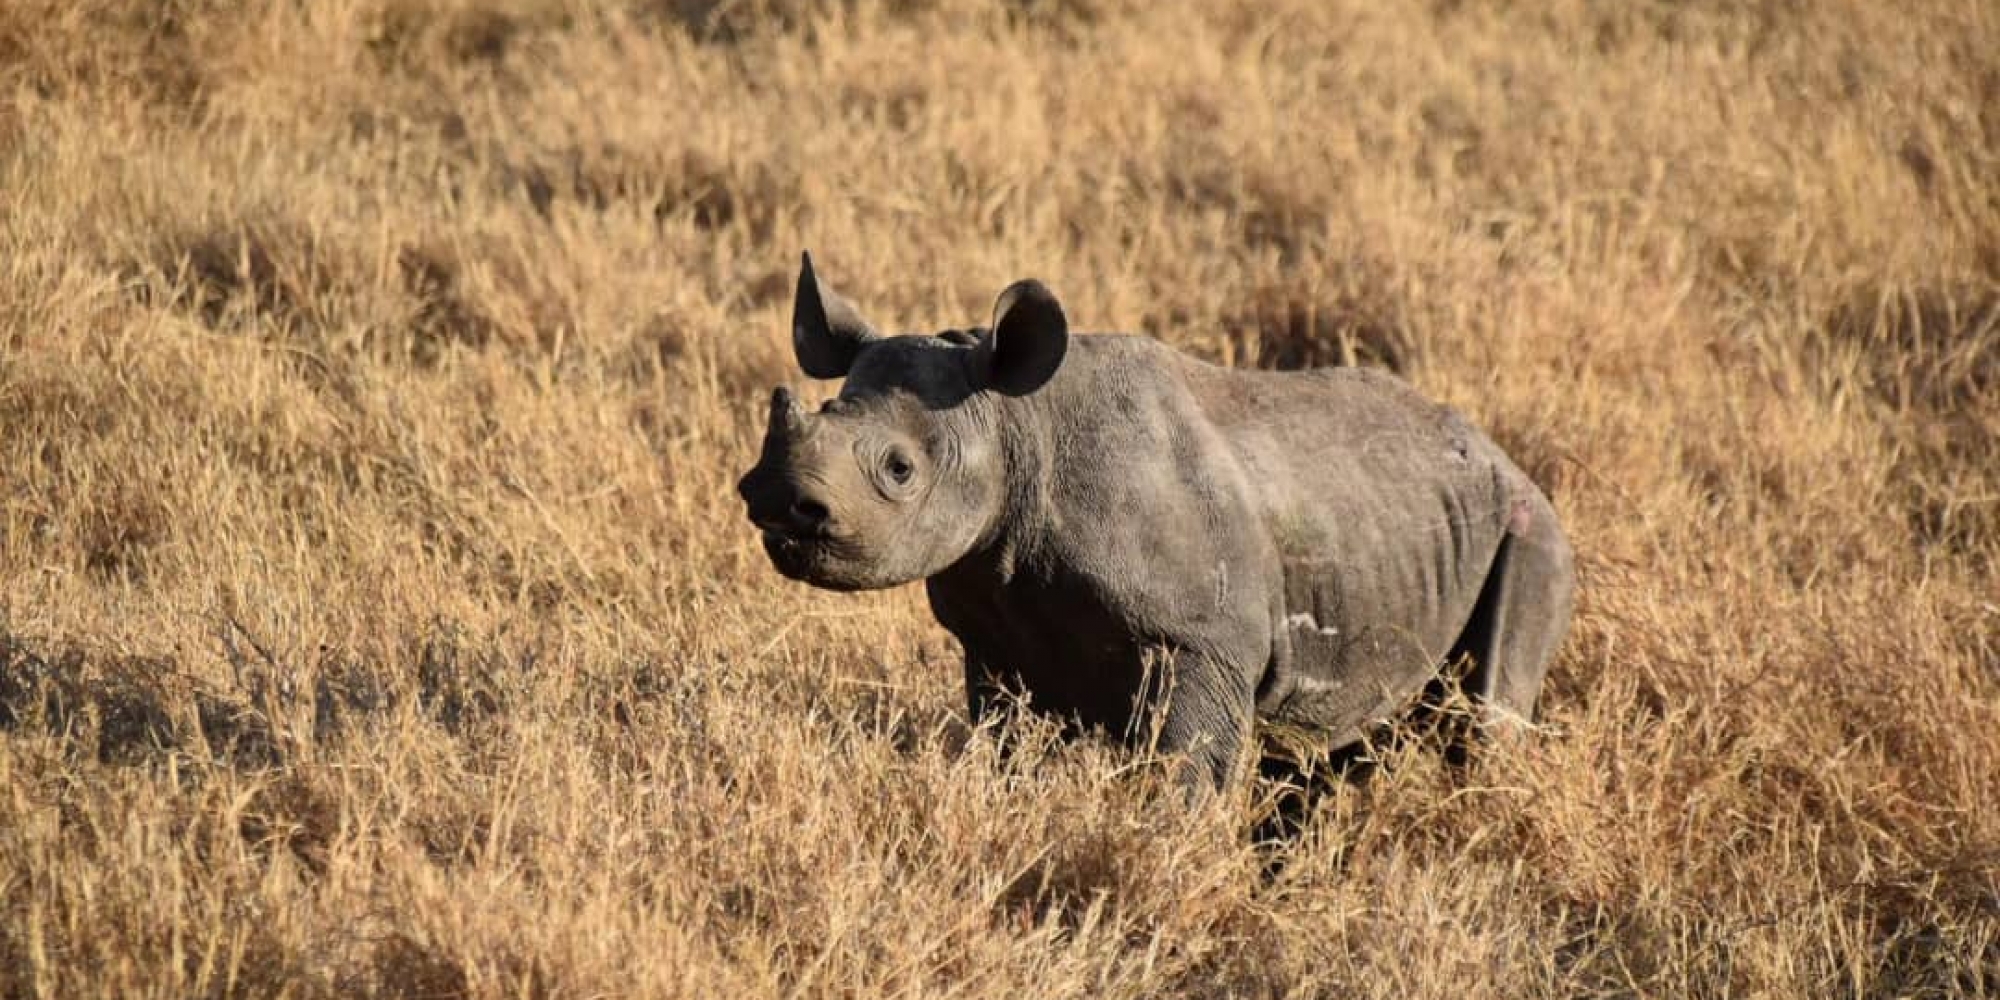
<box><xmin>1460</xmin><ymin>490</ymin><xmax>1575</xmax><ymax>734</ymax></box>
<box><xmin>1132</xmin><ymin>647</ymin><xmax>1256</xmax><ymax>792</ymax></box>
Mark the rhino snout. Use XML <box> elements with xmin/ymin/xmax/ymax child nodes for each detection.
<box><xmin>737</xmin><ymin>468</ymin><xmax>835</xmax><ymax>539</ymax></box>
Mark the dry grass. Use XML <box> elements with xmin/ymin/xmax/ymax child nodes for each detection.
<box><xmin>2</xmin><ymin>0</ymin><xmax>1997</xmax><ymax>996</ymax></box>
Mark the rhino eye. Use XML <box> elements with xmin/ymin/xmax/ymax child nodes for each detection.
<box><xmin>885</xmin><ymin>450</ymin><xmax>915</xmax><ymax>485</ymax></box>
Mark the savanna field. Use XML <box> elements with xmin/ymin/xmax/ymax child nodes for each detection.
<box><xmin>1</xmin><ymin>0</ymin><xmax>1997</xmax><ymax>996</ymax></box>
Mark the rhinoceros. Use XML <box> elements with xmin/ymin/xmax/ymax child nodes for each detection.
<box><xmin>737</xmin><ymin>253</ymin><xmax>1574</xmax><ymax>789</ymax></box>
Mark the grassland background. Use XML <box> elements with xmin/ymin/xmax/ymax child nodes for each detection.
<box><xmin>1</xmin><ymin>0</ymin><xmax>1996</xmax><ymax>996</ymax></box>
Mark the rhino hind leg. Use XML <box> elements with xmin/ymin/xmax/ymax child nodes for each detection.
<box><xmin>1451</xmin><ymin>492</ymin><xmax>1575</xmax><ymax>736</ymax></box>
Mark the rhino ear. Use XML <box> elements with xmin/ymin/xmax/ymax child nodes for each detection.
<box><xmin>972</xmin><ymin>279</ymin><xmax>1068</xmax><ymax>396</ymax></box>
<box><xmin>793</xmin><ymin>251</ymin><xmax>880</xmax><ymax>379</ymax></box>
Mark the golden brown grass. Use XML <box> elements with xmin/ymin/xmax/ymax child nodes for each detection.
<box><xmin>2</xmin><ymin>0</ymin><xmax>1996</xmax><ymax>996</ymax></box>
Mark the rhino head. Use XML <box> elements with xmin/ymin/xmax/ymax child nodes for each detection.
<box><xmin>736</xmin><ymin>253</ymin><xmax>1069</xmax><ymax>591</ymax></box>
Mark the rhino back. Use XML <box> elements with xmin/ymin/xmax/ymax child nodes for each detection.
<box><xmin>935</xmin><ymin>335</ymin><xmax>1520</xmax><ymax>751</ymax></box>
<box><xmin>1181</xmin><ymin>361</ymin><xmax>1518</xmax><ymax>743</ymax></box>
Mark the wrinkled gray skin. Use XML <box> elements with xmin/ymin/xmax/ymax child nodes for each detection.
<box><xmin>738</xmin><ymin>253</ymin><xmax>1575</xmax><ymax>790</ymax></box>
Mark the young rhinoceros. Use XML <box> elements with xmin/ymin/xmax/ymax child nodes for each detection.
<box><xmin>737</xmin><ymin>253</ymin><xmax>1574</xmax><ymax>789</ymax></box>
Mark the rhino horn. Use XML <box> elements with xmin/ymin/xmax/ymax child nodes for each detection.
<box><xmin>768</xmin><ymin>385</ymin><xmax>812</xmax><ymax>441</ymax></box>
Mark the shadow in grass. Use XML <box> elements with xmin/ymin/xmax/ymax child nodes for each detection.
<box><xmin>1229</xmin><ymin>276</ymin><xmax>1417</xmax><ymax>375</ymax></box>
<box><xmin>358</xmin><ymin>932</ymin><xmax>470</xmax><ymax>1000</ymax></box>
<box><xmin>1816</xmin><ymin>284</ymin><xmax>2000</xmax><ymax>568</ymax></box>
<box><xmin>1160</xmin><ymin>262</ymin><xmax>1419</xmax><ymax>376</ymax></box>
<box><xmin>995</xmin><ymin>825</ymin><xmax>1132</xmax><ymax>933</ymax></box>
<box><xmin>0</xmin><ymin>617</ymin><xmax>553</xmax><ymax>769</ymax></box>
<box><xmin>0</xmin><ymin>628</ymin><xmax>279</xmax><ymax>766</ymax></box>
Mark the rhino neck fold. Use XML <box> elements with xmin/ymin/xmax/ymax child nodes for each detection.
<box><xmin>942</xmin><ymin>389</ymin><xmax>1054</xmax><ymax>588</ymax></box>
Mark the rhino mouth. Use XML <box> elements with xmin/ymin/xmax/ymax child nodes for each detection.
<box><xmin>758</xmin><ymin>528</ymin><xmax>868</xmax><ymax>590</ymax></box>
<box><xmin>760</xmin><ymin>528</ymin><xmax>823</xmax><ymax>557</ymax></box>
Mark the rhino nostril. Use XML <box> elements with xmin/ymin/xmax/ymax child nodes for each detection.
<box><xmin>791</xmin><ymin>497</ymin><xmax>830</xmax><ymax>528</ymax></box>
